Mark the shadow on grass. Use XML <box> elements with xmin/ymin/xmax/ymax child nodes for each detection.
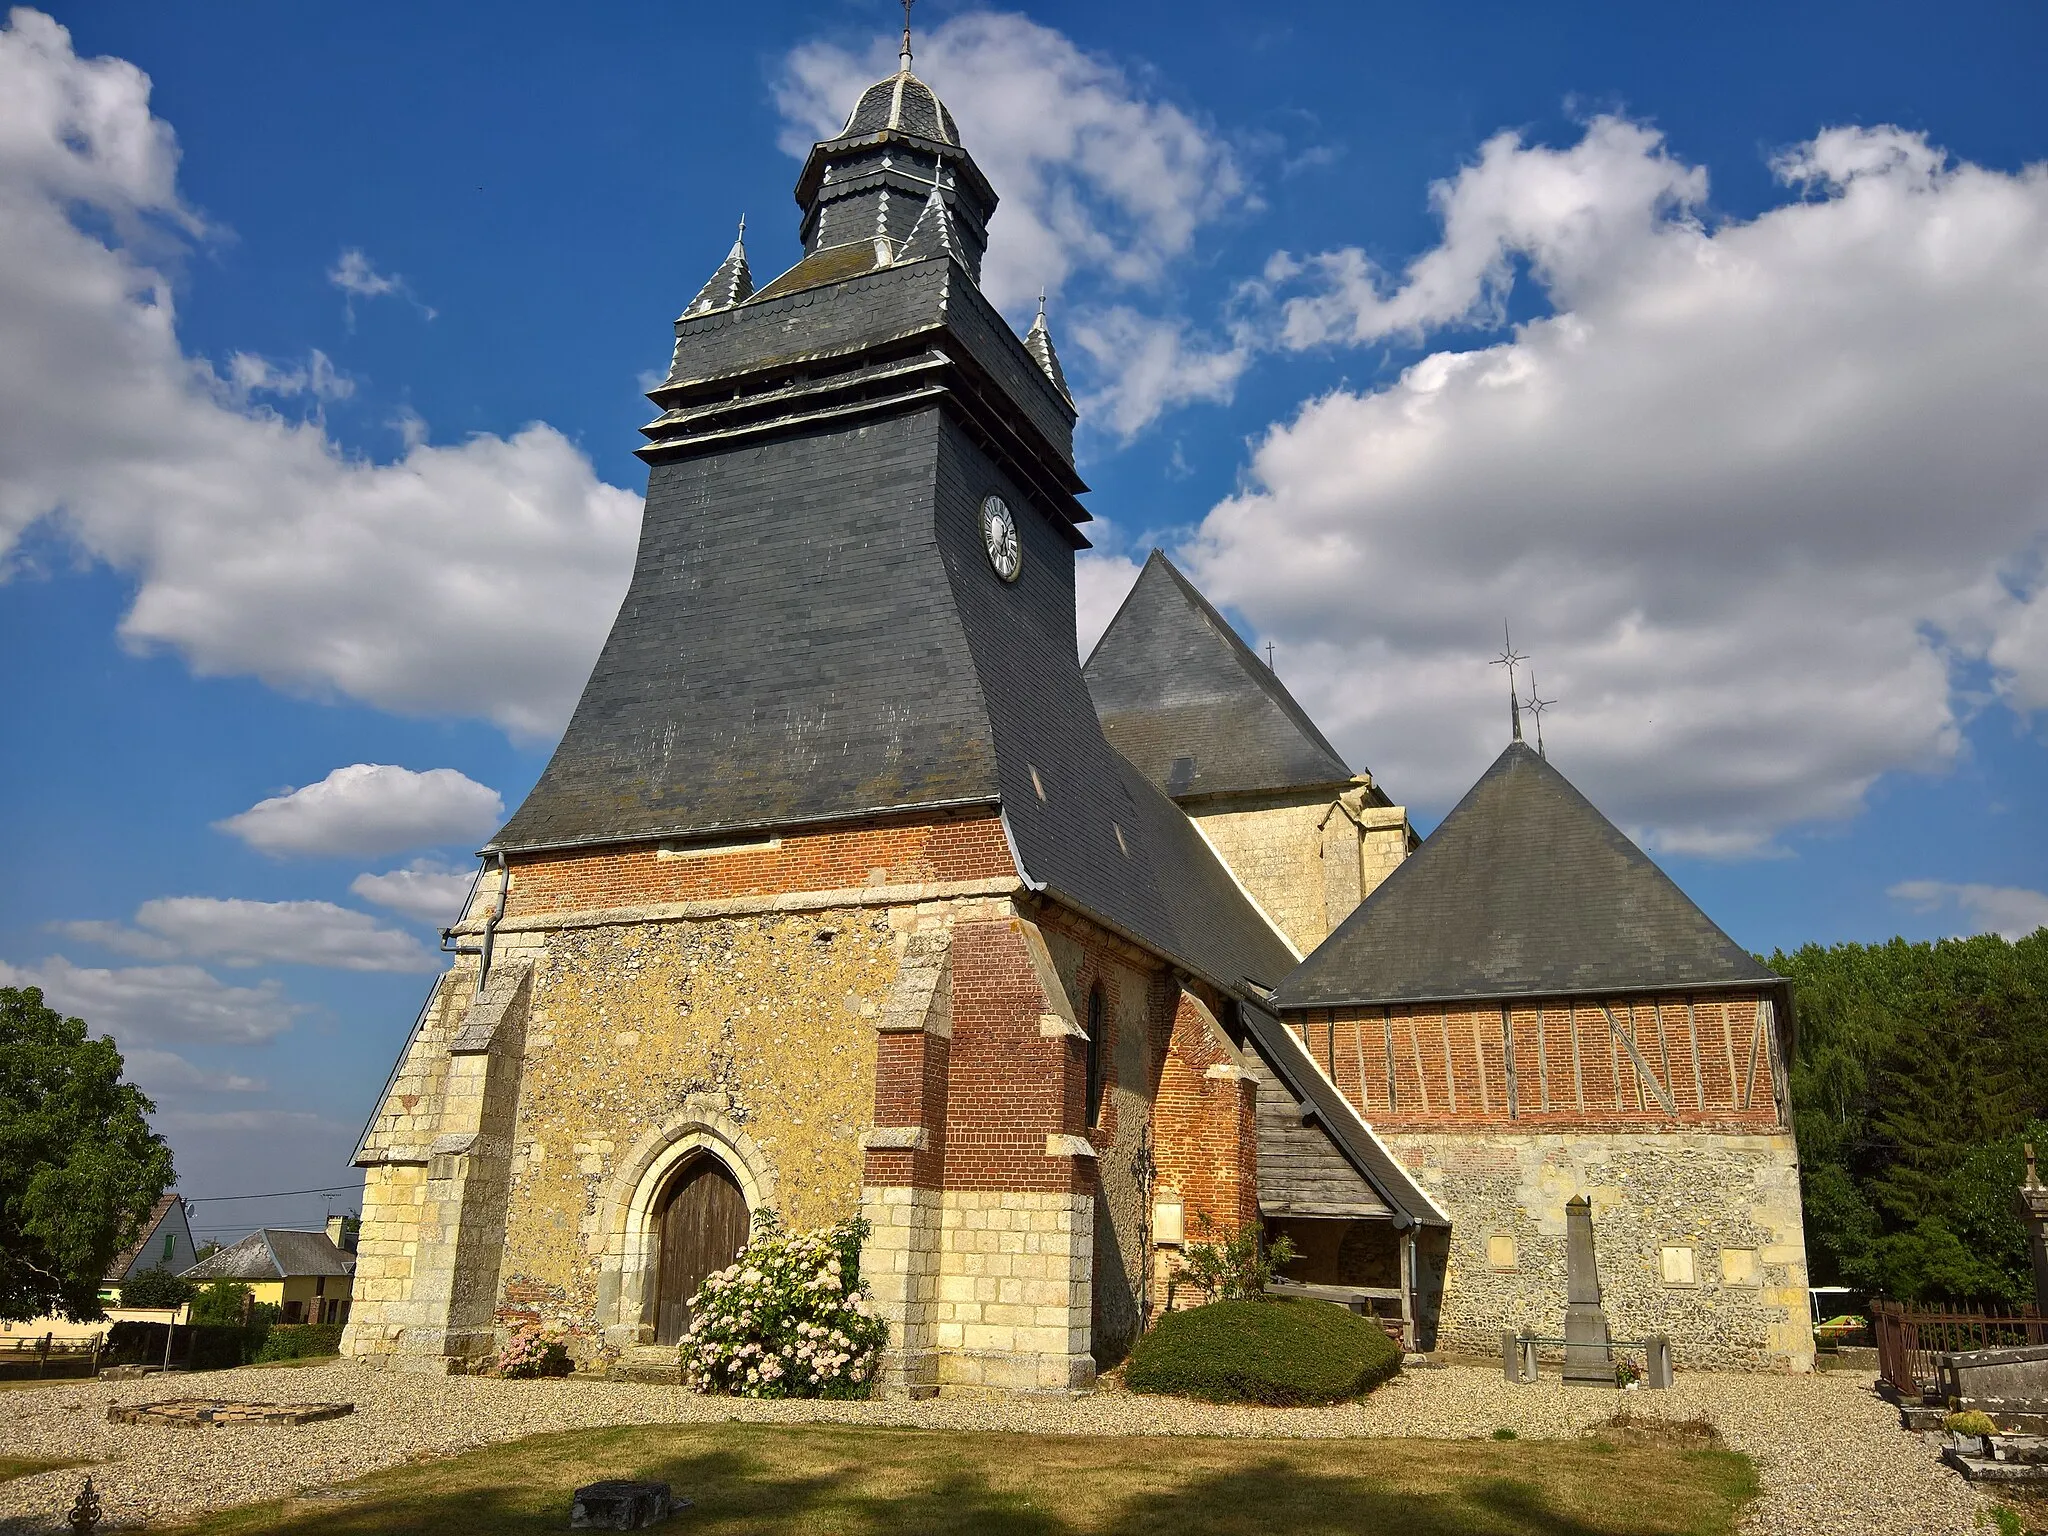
<box><xmin>161</xmin><ymin>1424</ymin><xmax>1754</xmax><ymax>1536</ymax></box>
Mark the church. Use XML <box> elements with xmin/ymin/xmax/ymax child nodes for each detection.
<box><xmin>340</xmin><ymin>31</ymin><xmax>1812</xmax><ymax>1393</ymax></box>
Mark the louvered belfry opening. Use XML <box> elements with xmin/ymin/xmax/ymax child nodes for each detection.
<box><xmin>647</xmin><ymin>1156</ymin><xmax>750</xmax><ymax>1346</ymax></box>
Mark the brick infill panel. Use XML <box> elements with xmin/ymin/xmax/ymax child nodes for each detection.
<box><xmin>496</xmin><ymin>812</ymin><xmax>1015</xmax><ymax>919</ymax></box>
<box><xmin>1282</xmin><ymin>993</ymin><xmax>1784</xmax><ymax>1133</ymax></box>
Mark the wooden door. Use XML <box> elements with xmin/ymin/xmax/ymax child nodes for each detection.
<box><xmin>651</xmin><ymin>1157</ymin><xmax>750</xmax><ymax>1346</ymax></box>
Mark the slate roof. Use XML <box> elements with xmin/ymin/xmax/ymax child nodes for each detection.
<box><xmin>842</xmin><ymin>67</ymin><xmax>960</xmax><ymax>145</ymax></box>
<box><xmin>182</xmin><ymin>1229</ymin><xmax>354</xmax><ymax>1283</ymax></box>
<box><xmin>1274</xmin><ymin>741</ymin><xmax>1783</xmax><ymax>1010</ymax></box>
<box><xmin>1024</xmin><ymin>305</ymin><xmax>1070</xmax><ymax>402</ymax></box>
<box><xmin>104</xmin><ymin>1195</ymin><xmax>180</xmax><ymax>1282</ymax></box>
<box><xmin>1103</xmin><ymin>753</ymin><xmax>1299</xmax><ymax>994</ymax></box>
<box><xmin>1239</xmin><ymin>1005</ymin><xmax>1448</xmax><ymax>1226</ymax></box>
<box><xmin>1085</xmin><ymin>551</ymin><xmax>1357</xmax><ymax>800</ymax></box>
<box><xmin>680</xmin><ymin>229</ymin><xmax>753</xmax><ymax>318</ymax></box>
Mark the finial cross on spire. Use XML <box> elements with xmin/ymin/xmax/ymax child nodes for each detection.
<box><xmin>1523</xmin><ymin>667</ymin><xmax>1556</xmax><ymax>758</ymax></box>
<box><xmin>901</xmin><ymin>0</ymin><xmax>915</xmax><ymax>69</ymax></box>
<box><xmin>1492</xmin><ymin>622</ymin><xmax>1527</xmax><ymax>744</ymax></box>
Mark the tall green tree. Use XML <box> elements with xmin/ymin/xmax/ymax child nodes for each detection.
<box><xmin>1778</xmin><ymin>930</ymin><xmax>2048</xmax><ymax>1304</ymax></box>
<box><xmin>0</xmin><ymin>986</ymin><xmax>175</xmax><ymax>1322</ymax></box>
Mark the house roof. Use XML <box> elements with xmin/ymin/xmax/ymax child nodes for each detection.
<box><xmin>104</xmin><ymin>1194</ymin><xmax>180</xmax><ymax>1282</ymax></box>
<box><xmin>1084</xmin><ymin>551</ymin><xmax>1356</xmax><ymax>801</ymax></box>
<box><xmin>182</xmin><ymin>1229</ymin><xmax>354</xmax><ymax>1283</ymax></box>
<box><xmin>1238</xmin><ymin>1005</ymin><xmax>1448</xmax><ymax>1226</ymax></box>
<box><xmin>1274</xmin><ymin>741</ymin><xmax>1782</xmax><ymax>1011</ymax></box>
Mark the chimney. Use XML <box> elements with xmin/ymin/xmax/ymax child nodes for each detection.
<box><xmin>326</xmin><ymin>1214</ymin><xmax>354</xmax><ymax>1253</ymax></box>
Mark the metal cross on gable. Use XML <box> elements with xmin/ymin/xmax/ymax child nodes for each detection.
<box><xmin>1492</xmin><ymin>622</ymin><xmax>1527</xmax><ymax>743</ymax></box>
<box><xmin>1523</xmin><ymin>668</ymin><xmax>1556</xmax><ymax>758</ymax></box>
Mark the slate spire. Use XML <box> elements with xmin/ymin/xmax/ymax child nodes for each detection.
<box><xmin>1084</xmin><ymin>550</ymin><xmax>1355</xmax><ymax>800</ymax></box>
<box><xmin>680</xmin><ymin>219</ymin><xmax>753</xmax><ymax>319</ymax></box>
<box><xmin>1024</xmin><ymin>289</ymin><xmax>1071</xmax><ymax>401</ymax></box>
<box><xmin>897</xmin><ymin>165</ymin><xmax>962</xmax><ymax>264</ymax></box>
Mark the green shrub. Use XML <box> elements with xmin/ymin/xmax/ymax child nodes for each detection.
<box><xmin>189</xmin><ymin>1281</ymin><xmax>253</xmax><ymax>1325</ymax></box>
<box><xmin>105</xmin><ymin>1319</ymin><xmax>270</xmax><ymax>1369</ymax></box>
<box><xmin>1173</xmin><ymin>1218</ymin><xmax>1300</xmax><ymax>1303</ymax></box>
<box><xmin>1125</xmin><ymin>1298</ymin><xmax>1402</xmax><ymax>1406</ymax></box>
<box><xmin>254</xmin><ymin>1324</ymin><xmax>345</xmax><ymax>1362</ymax></box>
<box><xmin>120</xmin><ymin>1267</ymin><xmax>194</xmax><ymax>1309</ymax></box>
<box><xmin>1945</xmin><ymin>1409</ymin><xmax>1997</xmax><ymax>1438</ymax></box>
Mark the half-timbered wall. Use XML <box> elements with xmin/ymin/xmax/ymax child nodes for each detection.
<box><xmin>1282</xmin><ymin>992</ymin><xmax>1786</xmax><ymax>1133</ymax></box>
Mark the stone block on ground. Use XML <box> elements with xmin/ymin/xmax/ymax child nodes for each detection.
<box><xmin>570</xmin><ymin>1479</ymin><xmax>684</xmax><ymax>1529</ymax></box>
<box><xmin>106</xmin><ymin>1398</ymin><xmax>355</xmax><ymax>1427</ymax></box>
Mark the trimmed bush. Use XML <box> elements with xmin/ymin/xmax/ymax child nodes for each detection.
<box><xmin>253</xmin><ymin>1324</ymin><xmax>344</xmax><ymax>1362</ymax></box>
<box><xmin>1125</xmin><ymin>1298</ymin><xmax>1402</xmax><ymax>1406</ymax></box>
<box><xmin>105</xmin><ymin>1319</ymin><xmax>269</xmax><ymax>1370</ymax></box>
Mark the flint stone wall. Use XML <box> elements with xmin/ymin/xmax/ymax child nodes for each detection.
<box><xmin>1387</xmin><ymin>1128</ymin><xmax>1812</xmax><ymax>1372</ymax></box>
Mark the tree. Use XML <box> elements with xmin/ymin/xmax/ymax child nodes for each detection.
<box><xmin>122</xmin><ymin>1266</ymin><xmax>195</xmax><ymax>1309</ymax></box>
<box><xmin>1778</xmin><ymin>931</ymin><xmax>2048</xmax><ymax>1304</ymax></box>
<box><xmin>0</xmin><ymin>986</ymin><xmax>175</xmax><ymax>1322</ymax></box>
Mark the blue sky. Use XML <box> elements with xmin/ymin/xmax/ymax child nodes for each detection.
<box><xmin>3</xmin><ymin>0</ymin><xmax>2045</xmax><ymax>1237</ymax></box>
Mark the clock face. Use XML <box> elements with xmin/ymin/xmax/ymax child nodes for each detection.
<box><xmin>981</xmin><ymin>495</ymin><xmax>1022</xmax><ymax>582</ymax></box>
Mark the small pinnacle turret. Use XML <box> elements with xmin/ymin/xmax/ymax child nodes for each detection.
<box><xmin>680</xmin><ymin>218</ymin><xmax>753</xmax><ymax>318</ymax></box>
<box><xmin>1025</xmin><ymin>288</ymin><xmax>1071</xmax><ymax>401</ymax></box>
<box><xmin>897</xmin><ymin>173</ymin><xmax>962</xmax><ymax>263</ymax></box>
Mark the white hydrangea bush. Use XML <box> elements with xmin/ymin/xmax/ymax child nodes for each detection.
<box><xmin>681</xmin><ymin>1209</ymin><xmax>889</xmax><ymax>1399</ymax></box>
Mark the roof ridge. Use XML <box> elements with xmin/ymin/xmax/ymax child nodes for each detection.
<box><xmin>1149</xmin><ymin>552</ymin><xmax>1351</xmax><ymax>771</ymax></box>
<box><xmin>1276</xmin><ymin>740</ymin><xmax>1781</xmax><ymax>1010</ymax></box>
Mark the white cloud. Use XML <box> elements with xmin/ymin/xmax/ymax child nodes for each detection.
<box><xmin>1182</xmin><ymin>117</ymin><xmax>2048</xmax><ymax>851</ymax></box>
<box><xmin>0</xmin><ymin>11</ymin><xmax>640</xmax><ymax>740</ymax></box>
<box><xmin>1890</xmin><ymin>881</ymin><xmax>2048</xmax><ymax>941</ymax></box>
<box><xmin>1069</xmin><ymin>307</ymin><xmax>1251</xmax><ymax>440</ymax></box>
<box><xmin>227</xmin><ymin>348</ymin><xmax>352</xmax><ymax>403</ymax></box>
<box><xmin>774</xmin><ymin>10</ymin><xmax>1248</xmax><ymax>314</ymax></box>
<box><xmin>51</xmin><ymin>917</ymin><xmax>180</xmax><ymax>960</ymax></box>
<box><xmin>122</xmin><ymin>1047</ymin><xmax>265</xmax><ymax>1095</ymax></box>
<box><xmin>215</xmin><ymin>764</ymin><xmax>503</xmax><ymax>858</ymax></box>
<box><xmin>351</xmin><ymin>858</ymin><xmax>477</xmax><ymax>927</ymax></box>
<box><xmin>1076</xmin><ymin>550</ymin><xmax>1143</xmax><ymax>661</ymax></box>
<box><xmin>328</xmin><ymin>247</ymin><xmax>433</xmax><ymax>324</ymax></box>
<box><xmin>94</xmin><ymin>896</ymin><xmax>439</xmax><ymax>973</ymax></box>
<box><xmin>0</xmin><ymin>955</ymin><xmax>296</xmax><ymax>1045</ymax></box>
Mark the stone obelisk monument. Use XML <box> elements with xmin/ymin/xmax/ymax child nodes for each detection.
<box><xmin>1562</xmin><ymin>1195</ymin><xmax>1613</xmax><ymax>1385</ymax></box>
<box><xmin>2019</xmin><ymin>1145</ymin><xmax>2048</xmax><ymax>1321</ymax></box>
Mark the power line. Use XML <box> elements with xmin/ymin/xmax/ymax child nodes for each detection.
<box><xmin>182</xmin><ymin>1183</ymin><xmax>360</xmax><ymax>1204</ymax></box>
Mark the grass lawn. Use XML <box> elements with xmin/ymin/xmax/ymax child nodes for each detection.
<box><xmin>0</xmin><ymin>1456</ymin><xmax>87</xmax><ymax>1485</ymax></box>
<box><xmin>156</xmin><ymin>1420</ymin><xmax>1757</xmax><ymax>1536</ymax></box>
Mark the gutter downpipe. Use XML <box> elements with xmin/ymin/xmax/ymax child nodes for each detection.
<box><xmin>474</xmin><ymin>851</ymin><xmax>509</xmax><ymax>1000</ymax></box>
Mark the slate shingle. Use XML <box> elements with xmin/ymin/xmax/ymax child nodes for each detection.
<box><xmin>1085</xmin><ymin>550</ymin><xmax>1356</xmax><ymax>800</ymax></box>
<box><xmin>1273</xmin><ymin>741</ymin><xmax>1782</xmax><ymax>1010</ymax></box>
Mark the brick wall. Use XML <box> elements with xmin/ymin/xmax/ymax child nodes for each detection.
<box><xmin>1283</xmin><ymin>992</ymin><xmax>1786</xmax><ymax>1134</ymax></box>
<box><xmin>1152</xmin><ymin>990</ymin><xmax>1258</xmax><ymax>1234</ymax></box>
<box><xmin>500</xmin><ymin>811</ymin><xmax>1014</xmax><ymax>918</ymax></box>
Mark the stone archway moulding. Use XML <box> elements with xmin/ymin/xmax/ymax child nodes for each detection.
<box><xmin>593</xmin><ymin>1093</ymin><xmax>778</xmax><ymax>1344</ymax></box>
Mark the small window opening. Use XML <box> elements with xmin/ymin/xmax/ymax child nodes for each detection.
<box><xmin>1085</xmin><ymin>985</ymin><xmax>1107</xmax><ymax>1127</ymax></box>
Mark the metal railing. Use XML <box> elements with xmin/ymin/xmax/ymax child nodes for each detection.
<box><xmin>1872</xmin><ymin>1300</ymin><xmax>2045</xmax><ymax>1397</ymax></box>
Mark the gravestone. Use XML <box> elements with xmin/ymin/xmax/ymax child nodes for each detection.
<box><xmin>1561</xmin><ymin>1196</ymin><xmax>1613</xmax><ymax>1386</ymax></box>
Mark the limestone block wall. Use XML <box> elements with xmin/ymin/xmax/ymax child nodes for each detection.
<box><xmin>1187</xmin><ymin>786</ymin><xmax>1411</xmax><ymax>955</ymax></box>
<box><xmin>1185</xmin><ymin>791</ymin><xmax>1333</xmax><ymax>955</ymax></box>
<box><xmin>1386</xmin><ymin>1128</ymin><xmax>1812</xmax><ymax>1371</ymax></box>
<box><xmin>930</xmin><ymin>1189</ymin><xmax>1094</xmax><ymax>1391</ymax></box>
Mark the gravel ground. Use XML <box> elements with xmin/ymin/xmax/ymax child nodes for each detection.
<box><xmin>0</xmin><ymin>1362</ymin><xmax>1984</xmax><ymax>1534</ymax></box>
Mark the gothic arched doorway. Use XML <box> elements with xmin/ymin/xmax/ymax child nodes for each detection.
<box><xmin>645</xmin><ymin>1155</ymin><xmax>750</xmax><ymax>1345</ymax></box>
